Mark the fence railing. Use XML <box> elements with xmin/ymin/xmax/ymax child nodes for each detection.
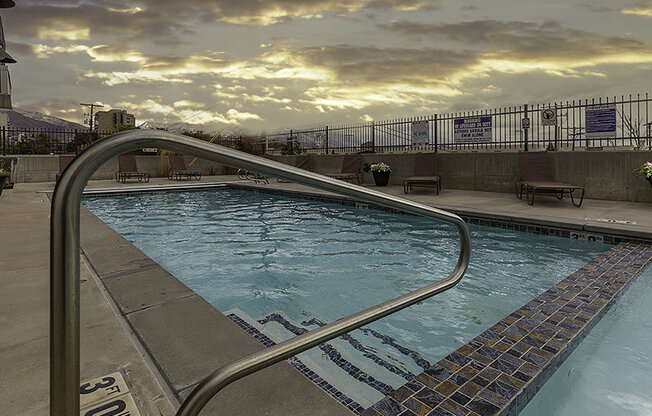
<box><xmin>3</xmin><ymin>93</ymin><xmax>650</xmax><ymax>156</ymax></box>
<box><xmin>0</xmin><ymin>127</ymin><xmax>113</xmax><ymax>155</ymax></box>
<box><xmin>263</xmin><ymin>93</ymin><xmax>652</xmax><ymax>154</ymax></box>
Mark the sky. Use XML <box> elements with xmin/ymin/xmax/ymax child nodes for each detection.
<box><xmin>3</xmin><ymin>0</ymin><xmax>652</xmax><ymax>133</ymax></box>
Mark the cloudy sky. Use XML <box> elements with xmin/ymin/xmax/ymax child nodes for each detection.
<box><xmin>3</xmin><ymin>0</ymin><xmax>652</xmax><ymax>132</ymax></box>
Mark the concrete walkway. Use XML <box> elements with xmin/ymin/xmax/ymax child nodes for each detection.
<box><xmin>1</xmin><ymin>175</ymin><xmax>650</xmax><ymax>415</ymax></box>
<box><xmin>0</xmin><ymin>183</ymin><xmax>177</xmax><ymax>416</ymax></box>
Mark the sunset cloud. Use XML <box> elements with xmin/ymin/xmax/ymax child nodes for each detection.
<box><xmin>9</xmin><ymin>1</ymin><xmax>652</xmax><ymax>132</ymax></box>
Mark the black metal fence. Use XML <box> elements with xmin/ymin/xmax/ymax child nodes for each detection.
<box><xmin>3</xmin><ymin>93</ymin><xmax>650</xmax><ymax>156</ymax></box>
<box><xmin>263</xmin><ymin>93</ymin><xmax>652</xmax><ymax>154</ymax></box>
<box><xmin>1</xmin><ymin>127</ymin><xmax>113</xmax><ymax>155</ymax></box>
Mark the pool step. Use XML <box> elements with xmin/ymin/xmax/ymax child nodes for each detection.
<box><xmin>225</xmin><ymin>309</ymin><xmax>431</xmax><ymax>413</ymax></box>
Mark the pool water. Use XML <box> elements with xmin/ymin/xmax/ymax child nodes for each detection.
<box><xmin>520</xmin><ymin>264</ymin><xmax>652</xmax><ymax>416</ymax></box>
<box><xmin>83</xmin><ymin>189</ymin><xmax>608</xmax><ymax>406</ymax></box>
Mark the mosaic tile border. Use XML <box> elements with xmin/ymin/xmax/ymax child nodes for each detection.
<box><xmin>360</xmin><ymin>242</ymin><xmax>652</xmax><ymax>416</ymax></box>
<box><xmin>258</xmin><ymin>313</ymin><xmax>408</xmax><ymax>393</ymax></box>
<box><xmin>226</xmin><ymin>313</ymin><xmax>367</xmax><ymax>415</ymax></box>
<box><xmin>226</xmin><ymin>183</ymin><xmax>650</xmax><ymax>244</ymax></box>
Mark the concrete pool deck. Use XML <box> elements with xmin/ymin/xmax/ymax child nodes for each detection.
<box><xmin>1</xmin><ymin>175</ymin><xmax>651</xmax><ymax>415</ymax></box>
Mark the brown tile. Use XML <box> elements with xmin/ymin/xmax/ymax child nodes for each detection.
<box><xmin>457</xmin><ymin>345</ymin><xmax>477</xmax><ymax>356</ymax></box>
<box><xmin>478</xmin><ymin>367</ymin><xmax>501</xmax><ymax>382</ymax></box>
<box><xmin>458</xmin><ymin>381</ymin><xmax>483</xmax><ymax>399</ymax></box>
<box><xmin>469</xmin><ymin>352</ymin><xmax>493</xmax><ymax>366</ymax></box>
<box><xmin>441</xmin><ymin>398</ymin><xmax>472</xmax><ymax>415</ymax></box>
<box><xmin>417</xmin><ymin>373</ymin><xmax>440</xmax><ymax>389</ymax></box>
<box><xmin>497</xmin><ymin>373</ymin><xmax>526</xmax><ymax>390</ymax></box>
<box><xmin>478</xmin><ymin>388</ymin><xmax>509</xmax><ymax>407</ymax></box>
<box><xmin>492</xmin><ymin>341</ymin><xmax>511</xmax><ymax>353</ymax></box>
<box><xmin>403</xmin><ymin>397</ymin><xmax>431</xmax><ymax>416</ymax></box>
<box><xmin>439</xmin><ymin>359</ymin><xmax>461</xmax><ymax>373</ymax></box>
<box><xmin>434</xmin><ymin>380</ymin><xmax>459</xmax><ymax>397</ymax></box>
<box><xmin>457</xmin><ymin>366</ymin><xmax>479</xmax><ymax>381</ymax></box>
<box><xmin>391</xmin><ymin>386</ymin><xmax>415</xmax><ymax>403</ymax></box>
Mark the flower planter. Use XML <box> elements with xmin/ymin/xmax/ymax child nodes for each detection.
<box><xmin>372</xmin><ymin>171</ymin><xmax>390</xmax><ymax>186</ymax></box>
<box><xmin>647</xmin><ymin>177</ymin><xmax>652</xmax><ymax>188</ymax></box>
<box><xmin>0</xmin><ymin>174</ymin><xmax>8</xmax><ymax>197</ymax></box>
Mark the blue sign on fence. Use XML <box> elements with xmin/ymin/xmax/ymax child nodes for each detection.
<box><xmin>453</xmin><ymin>116</ymin><xmax>492</xmax><ymax>143</ymax></box>
<box><xmin>585</xmin><ymin>104</ymin><xmax>616</xmax><ymax>139</ymax></box>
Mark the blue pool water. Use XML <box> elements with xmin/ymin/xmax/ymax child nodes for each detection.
<box><xmin>83</xmin><ymin>189</ymin><xmax>608</xmax><ymax>406</ymax></box>
<box><xmin>521</xmin><ymin>264</ymin><xmax>652</xmax><ymax>416</ymax></box>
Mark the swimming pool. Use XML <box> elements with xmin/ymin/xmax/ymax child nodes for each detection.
<box><xmin>83</xmin><ymin>189</ymin><xmax>609</xmax><ymax>408</ymax></box>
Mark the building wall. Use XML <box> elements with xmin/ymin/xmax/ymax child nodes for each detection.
<box><xmin>95</xmin><ymin>109</ymin><xmax>136</xmax><ymax>132</ymax></box>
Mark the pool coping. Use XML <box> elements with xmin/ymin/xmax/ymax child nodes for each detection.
<box><xmin>78</xmin><ymin>183</ymin><xmax>652</xmax><ymax>415</ymax></box>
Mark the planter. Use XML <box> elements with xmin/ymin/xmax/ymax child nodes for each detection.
<box><xmin>372</xmin><ymin>171</ymin><xmax>390</xmax><ymax>186</ymax></box>
<box><xmin>648</xmin><ymin>177</ymin><xmax>652</xmax><ymax>188</ymax></box>
<box><xmin>0</xmin><ymin>174</ymin><xmax>8</xmax><ymax>197</ymax></box>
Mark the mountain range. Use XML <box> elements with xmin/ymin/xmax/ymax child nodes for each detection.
<box><xmin>0</xmin><ymin>109</ymin><xmax>87</xmax><ymax>130</ymax></box>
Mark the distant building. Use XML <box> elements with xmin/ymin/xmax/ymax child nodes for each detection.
<box><xmin>0</xmin><ymin>16</ymin><xmax>17</xmax><ymax>109</ymax></box>
<box><xmin>95</xmin><ymin>109</ymin><xmax>136</xmax><ymax>131</ymax></box>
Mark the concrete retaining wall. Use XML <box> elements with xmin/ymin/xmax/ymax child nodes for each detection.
<box><xmin>269</xmin><ymin>151</ymin><xmax>652</xmax><ymax>203</ymax></box>
<box><xmin>3</xmin><ymin>151</ymin><xmax>651</xmax><ymax>202</ymax></box>
<box><xmin>0</xmin><ymin>155</ymin><xmax>227</xmax><ymax>183</ymax></box>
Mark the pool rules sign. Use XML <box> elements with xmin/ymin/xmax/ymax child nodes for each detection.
<box><xmin>453</xmin><ymin>116</ymin><xmax>492</xmax><ymax>143</ymax></box>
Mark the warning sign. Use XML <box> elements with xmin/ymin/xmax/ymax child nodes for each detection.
<box><xmin>453</xmin><ymin>116</ymin><xmax>492</xmax><ymax>143</ymax></box>
<box><xmin>541</xmin><ymin>109</ymin><xmax>557</xmax><ymax>126</ymax></box>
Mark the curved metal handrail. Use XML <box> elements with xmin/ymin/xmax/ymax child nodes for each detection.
<box><xmin>50</xmin><ymin>129</ymin><xmax>471</xmax><ymax>416</ymax></box>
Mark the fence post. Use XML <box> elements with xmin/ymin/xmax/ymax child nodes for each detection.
<box><xmin>371</xmin><ymin>121</ymin><xmax>375</xmax><ymax>153</ymax></box>
<box><xmin>289</xmin><ymin>129</ymin><xmax>293</xmax><ymax>154</ymax></box>
<box><xmin>325</xmin><ymin>126</ymin><xmax>329</xmax><ymax>154</ymax></box>
<box><xmin>2</xmin><ymin>126</ymin><xmax>5</xmax><ymax>156</ymax></box>
<box><xmin>523</xmin><ymin>104</ymin><xmax>529</xmax><ymax>152</ymax></box>
<box><xmin>433</xmin><ymin>114</ymin><xmax>438</xmax><ymax>153</ymax></box>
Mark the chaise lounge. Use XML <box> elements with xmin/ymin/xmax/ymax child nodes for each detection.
<box><xmin>515</xmin><ymin>152</ymin><xmax>585</xmax><ymax>207</ymax></box>
<box><xmin>55</xmin><ymin>155</ymin><xmax>75</xmax><ymax>182</ymax></box>
<box><xmin>168</xmin><ymin>155</ymin><xmax>202</xmax><ymax>181</ymax></box>
<box><xmin>403</xmin><ymin>153</ymin><xmax>441</xmax><ymax>194</ymax></box>
<box><xmin>115</xmin><ymin>155</ymin><xmax>150</xmax><ymax>184</ymax></box>
<box><xmin>326</xmin><ymin>154</ymin><xmax>362</xmax><ymax>184</ymax></box>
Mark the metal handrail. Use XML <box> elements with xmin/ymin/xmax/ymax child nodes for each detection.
<box><xmin>50</xmin><ymin>129</ymin><xmax>471</xmax><ymax>416</ymax></box>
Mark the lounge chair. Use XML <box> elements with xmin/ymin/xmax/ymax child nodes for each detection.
<box><xmin>515</xmin><ymin>152</ymin><xmax>584</xmax><ymax>207</ymax></box>
<box><xmin>55</xmin><ymin>155</ymin><xmax>75</xmax><ymax>182</ymax></box>
<box><xmin>168</xmin><ymin>155</ymin><xmax>202</xmax><ymax>181</ymax></box>
<box><xmin>277</xmin><ymin>154</ymin><xmax>312</xmax><ymax>182</ymax></box>
<box><xmin>403</xmin><ymin>153</ymin><xmax>441</xmax><ymax>194</ymax></box>
<box><xmin>115</xmin><ymin>155</ymin><xmax>150</xmax><ymax>183</ymax></box>
<box><xmin>326</xmin><ymin>154</ymin><xmax>362</xmax><ymax>184</ymax></box>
